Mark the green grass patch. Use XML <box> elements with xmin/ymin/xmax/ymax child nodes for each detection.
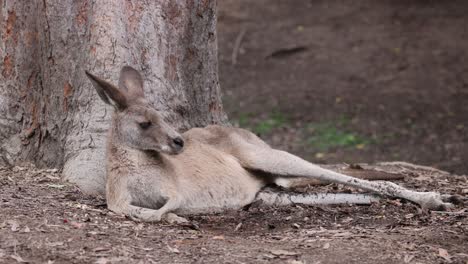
<box><xmin>233</xmin><ymin>111</ymin><xmax>288</xmax><ymax>135</ymax></box>
<box><xmin>252</xmin><ymin>112</ymin><xmax>287</xmax><ymax>135</ymax></box>
<box><xmin>236</xmin><ymin>112</ymin><xmax>252</xmax><ymax>128</ymax></box>
<box><xmin>306</xmin><ymin>122</ymin><xmax>371</xmax><ymax>151</ymax></box>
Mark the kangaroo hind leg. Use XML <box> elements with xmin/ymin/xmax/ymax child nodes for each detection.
<box><xmin>238</xmin><ymin>146</ymin><xmax>454</xmax><ymax>211</ymax></box>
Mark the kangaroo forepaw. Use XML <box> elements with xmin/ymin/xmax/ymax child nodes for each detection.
<box><xmin>419</xmin><ymin>192</ymin><xmax>454</xmax><ymax>211</ymax></box>
<box><xmin>128</xmin><ymin>208</ymin><xmax>163</xmax><ymax>222</ymax></box>
<box><xmin>127</xmin><ymin>213</ymin><xmax>141</xmax><ymax>222</ymax></box>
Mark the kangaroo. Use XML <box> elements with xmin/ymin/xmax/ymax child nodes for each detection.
<box><xmin>85</xmin><ymin>66</ymin><xmax>454</xmax><ymax>223</ymax></box>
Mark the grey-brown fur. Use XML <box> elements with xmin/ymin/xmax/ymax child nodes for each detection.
<box><xmin>85</xmin><ymin>66</ymin><xmax>454</xmax><ymax>223</ymax></box>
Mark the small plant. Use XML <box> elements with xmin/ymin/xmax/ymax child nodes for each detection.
<box><xmin>235</xmin><ymin>112</ymin><xmax>252</xmax><ymax>128</ymax></box>
<box><xmin>233</xmin><ymin>111</ymin><xmax>288</xmax><ymax>135</ymax></box>
<box><xmin>253</xmin><ymin>112</ymin><xmax>287</xmax><ymax>135</ymax></box>
<box><xmin>306</xmin><ymin>122</ymin><xmax>371</xmax><ymax>151</ymax></box>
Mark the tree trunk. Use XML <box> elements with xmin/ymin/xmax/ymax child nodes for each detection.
<box><xmin>0</xmin><ymin>0</ymin><xmax>227</xmax><ymax>195</ymax></box>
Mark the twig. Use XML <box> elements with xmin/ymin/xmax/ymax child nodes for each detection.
<box><xmin>379</xmin><ymin>161</ymin><xmax>450</xmax><ymax>175</ymax></box>
<box><xmin>431</xmin><ymin>209</ymin><xmax>467</xmax><ymax>215</ymax></box>
<box><xmin>231</xmin><ymin>28</ymin><xmax>247</xmax><ymax>65</ymax></box>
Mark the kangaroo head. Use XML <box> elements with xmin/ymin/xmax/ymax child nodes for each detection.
<box><xmin>85</xmin><ymin>66</ymin><xmax>184</xmax><ymax>155</ymax></box>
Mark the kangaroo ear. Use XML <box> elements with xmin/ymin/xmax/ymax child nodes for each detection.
<box><xmin>118</xmin><ymin>66</ymin><xmax>144</xmax><ymax>100</ymax></box>
<box><xmin>85</xmin><ymin>71</ymin><xmax>128</xmax><ymax>110</ymax></box>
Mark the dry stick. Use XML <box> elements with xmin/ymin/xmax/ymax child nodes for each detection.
<box><xmin>231</xmin><ymin>28</ymin><xmax>247</xmax><ymax>65</ymax></box>
<box><xmin>379</xmin><ymin>161</ymin><xmax>450</xmax><ymax>175</ymax></box>
<box><xmin>431</xmin><ymin>209</ymin><xmax>467</xmax><ymax>215</ymax></box>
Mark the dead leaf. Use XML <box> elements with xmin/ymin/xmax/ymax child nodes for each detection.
<box><xmin>234</xmin><ymin>222</ymin><xmax>242</xmax><ymax>231</ymax></box>
<box><xmin>405</xmin><ymin>213</ymin><xmax>414</xmax><ymax>219</ymax></box>
<box><xmin>212</xmin><ymin>235</ymin><xmax>225</xmax><ymax>240</ymax></box>
<box><xmin>10</xmin><ymin>255</ymin><xmax>27</xmax><ymax>263</ymax></box>
<box><xmin>22</xmin><ymin>226</ymin><xmax>30</xmax><ymax>233</ymax></box>
<box><xmin>389</xmin><ymin>199</ymin><xmax>402</xmax><ymax>206</ymax></box>
<box><xmin>438</xmin><ymin>248</ymin><xmax>451</xmax><ymax>262</ymax></box>
<box><xmin>134</xmin><ymin>223</ymin><xmax>144</xmax><ymax>230</ymax></box>
<box><xmin>94</xmin><ymin>247</ymin><xmax>109</xmax><ymax>252</ymax></box>
<box><xmin>404</xmin><ymin>254</ymin><xmax>415</xmax><ymax>263</ymax></box>
<box><xmin>262</xmin><ymin>253</ymin><xmax>276</xmax><ymax>259</ymax></box>
<box><xmin>47</xmin><ymin>184</ymin><xmax>65</xmax><ymax>189</ymax></box>
<box><xmin>287</xmin><ymin>261</ymin><xmax>304</xmax><ymax>264</ymax></box>
<box><xmin>323</xmin><ymin>243</ymin><xmax>330</xmax><ymax>249</ymax></box>
<box><xmin>315</xmin><ymin>153</ymin><xmax>325</xmax><ymax>159</ymax></box>
<box><xmin>8</xmin><ymin>220</ymin><xmax>19</xmax><ymax>232</ymax></box>
<box><xmin>332</xmin><ymin>232</ymin><xmax>352</xmax><ymax>237</ymax></box>
<box><xmin>70</xmin><ymin>222</ymin><xmax>84</xmax><ymax>229</ymax></box>
<box><xmin>270</xmin><ymin>249</ymin><xmax>299</xmax><ymax>256</ymax></box>
<box><xmin>95</xmin><ymin>258</ymin><xmax>108</xmax><ymax>264</ymax></box>
<box><xmin>47</xmin><ymin>242</ymin><xmax>64</xmax><ymax>247</ymax></box>
<box><xmin>167</xmin><ymin>245</ymin><xmax>180</xmax><ymax>254</ymax></box>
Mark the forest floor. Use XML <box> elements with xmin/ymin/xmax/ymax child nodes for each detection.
<box><xmin>0</xmin><ymin>164</ymin><xmax>467</xmax><ymax>264</ymax></box>
<box><xmin>218</xmin><ymin>0</ymin><xmax>468</xmax><ymax>175</ymax></box>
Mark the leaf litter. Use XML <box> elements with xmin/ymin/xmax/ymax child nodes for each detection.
<box><xmin>0</xmin><ymin>164</ymin><xmax>466</xmax><ymax>263</ymax></box>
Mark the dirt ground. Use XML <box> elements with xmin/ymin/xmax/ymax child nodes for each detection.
<box><xmin>2</xmin><ymin>1</ymin><xmax>468</xmax><ymax>264</ymax></box>
<box><xmin>1</xmin><ymin>164</ymin><xmax>467</xmax><ymax>264</ymax></box>
<box><xmin>218</xmin><ymin>0</ymin><xmax>468</xmax><ymax>175</ymax></box>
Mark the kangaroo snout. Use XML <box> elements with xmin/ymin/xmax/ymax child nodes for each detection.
<box><xmin>172</xmin><ymin>137</ymin><xmax>184</xmax><ymax>148</ymax></box>
<box><xmin>169</xmin><ymin>136</ymin><xmax>185</xmax><ymax>154</ymax></box>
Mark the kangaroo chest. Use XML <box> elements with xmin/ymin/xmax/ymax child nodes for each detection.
<box><xmin>123</xmin><ymin>143</ymin><xmax>265</xmax><ymax>215</ymax></box>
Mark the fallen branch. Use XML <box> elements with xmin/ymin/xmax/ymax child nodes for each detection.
<box><xmin>256</xmin><ymin>191</ymin><xmax>380</xmax><ymax>206</ymax></box>
<box><xmin>231</xmin><ymin>28</ymin><xmax>247</xmax><ymax>65</ymax></box>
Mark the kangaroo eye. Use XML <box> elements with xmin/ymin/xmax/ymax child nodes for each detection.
<box><xmin>138</xmin><ymin>121</ymin><xmax>152</xmax><ymax>129</ymax></box>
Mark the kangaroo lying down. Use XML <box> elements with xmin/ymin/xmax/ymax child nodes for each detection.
<box><xmin>85</xmin><ymin>66</ymin><xmax>454</xmax><ymax>223</ymax></box>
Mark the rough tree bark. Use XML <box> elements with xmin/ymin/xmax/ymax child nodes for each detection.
<box><xmin>0</xmin><ymin>0</ymin><xmax>227</xmax><ymax>195</ymax></box>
